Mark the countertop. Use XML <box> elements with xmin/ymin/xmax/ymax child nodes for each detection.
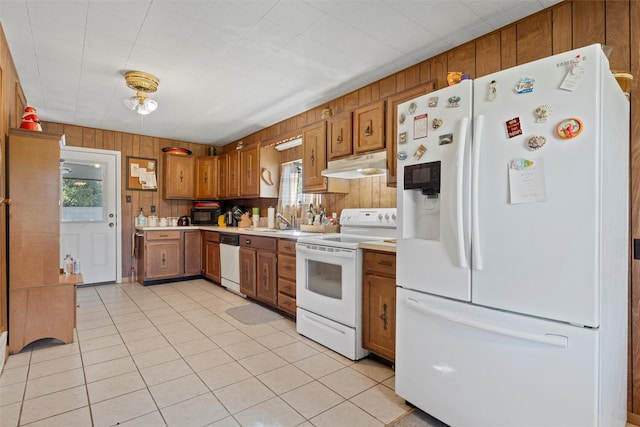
<box><xmin>360</xmin><ymin>240</ymin><xmax>397</xmax><ymax>253</ymax></box>
<box><xmin>135</xmin><ymin>225</ymin><xmax>314</xmax><ymax>239</ymax></box>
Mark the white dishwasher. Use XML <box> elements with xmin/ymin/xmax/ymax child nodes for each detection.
<box><xmin>219</xmin><ymin>233</ymin><xmax>242</xmax><ymax>295</ymax></box>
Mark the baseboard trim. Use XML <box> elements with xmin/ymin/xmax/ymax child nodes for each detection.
<box><xmin>628</xmin><ymin>411</ymin><xmax>640</xmax><ymax>426</ymax></box>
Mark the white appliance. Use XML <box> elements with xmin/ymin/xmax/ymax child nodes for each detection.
<box><xmin>296</xmin><ymin>208</ymin><xmax>397</xmax><ymax>360</ymax></box>
<box><xmin>395</xmin><ymin>44</ymin><xmax>629</xmax><ymax>427</ymax></box>
<box><xmin>219</xmin><ymin>233</ymin><xmax>242</xmax><ymax>295</ymax></box>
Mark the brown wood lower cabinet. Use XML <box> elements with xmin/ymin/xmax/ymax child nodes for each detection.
<box><xmin>202</xmin><ymin>231</ymin><xmax>221</xmax><ymax>283</ymax></box>
<box><xmin>277</xmin><ymin>239</ymin><xmax>297</xmax><ymax>315</ymax></box>
<box><xmin>239</xmin><ymin>235</ymin><xmax>277</xmax><ymax>305</ymax></box>
<box><xmin>137</xmin><ymin>229</ymin><xmax>201</xmax><ymax>284</ymax></box>
<box><xmin>362</xmin><ymin>249</ymin><xmax>396</xmax><ymax>362</ymax></box>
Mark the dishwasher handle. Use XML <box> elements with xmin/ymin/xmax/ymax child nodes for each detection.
<box><xmin>219</xmin><ymin>233</ymin><xmax>239</xmax><ymax>246</ymax></box>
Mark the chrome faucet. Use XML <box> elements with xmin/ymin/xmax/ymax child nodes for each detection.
<box><xmin>276</xmin><ymin>213</ymin><xmax>291</xmax><ymax>229</ymax></box>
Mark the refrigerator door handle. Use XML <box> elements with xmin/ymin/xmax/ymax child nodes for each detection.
<box><xmin>404</xmin><ymin>297</ymin><xmax>568</xmax><ymax>348</ymax></box>
<box><xmin>455</xmin><ymin>117</ymin><xmax>469</xmax><ymax>268</ymax></box>
<box><xmin>471</xmin><ymin>114</ymin><xmax>484</xmax><ymax>270</ymax></box>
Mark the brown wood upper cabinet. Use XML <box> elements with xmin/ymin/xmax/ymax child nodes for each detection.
<box><xmin>239</xmin><ymin>145</ymin><xmax>279</xmax><ymax>198</ymax></box>
<box><xmin>227</xmin><ymin>150</ymin><xmax>240</xmax><ymax>198</ymax></box>
<box><xmin>327</xmin><ymin>111</ymin><xmax>353</xmax><ymax>160</ymax></box>
<box><xmin>217</xmin><ymin>154</ymin><xmax>229</xmax><ymax>199</ymax></box>
<box><xmin>353</xmin><ymin>100</ymin><xmax>385</xmax><ymax>154</ymax></box>
<box><xmin>302</xmin><ymin>121</ymin><xmax>328</xmax><ymax>192</ymax></box>
<box><xmin>195</xmin><ymin>156</ymin><xmax>218</xmax><ymax>200</ymax></box>
<box><xmin>302</xmin><ymin>121</ymin><xmax>349</xmax><ymax>194</ymax></box>
<box><xmin>164</xmin><ymin>154</ymin><xmax>195</xmax><ymax>199</ymax></box>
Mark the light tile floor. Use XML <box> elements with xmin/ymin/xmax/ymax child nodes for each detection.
<box><xmin>0</xmin><ymin>279</ymin><xmax>413</xmax><ymax>427</ymax></box>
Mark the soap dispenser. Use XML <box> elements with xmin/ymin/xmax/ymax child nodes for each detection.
<box><xmin>137</xmin><ymin>208</ymin><xmax>146</xmax><ymax>226</ymax></box>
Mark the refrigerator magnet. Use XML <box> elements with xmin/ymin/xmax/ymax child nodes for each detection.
<box><xmin>407</xmin><ymin>102</ymin><xmax>417</xmax><ymax>114</ymax></box>
<box><xmin>413</xmin><ymin>114</ymin><xmax>428</xmax><ymax>139</ymax></box>
<box><xmin>428</xmin><ymin>96</ymin><xmax>438</xmax><ymax>107</ymax></box>
<box><xmin>526</xmin><ymin>135</ymin><xmax>546</xmax><ymax>150</ymax></box>
<box><xmin>556</xmin><ymin>118</ymin><xmax>582</xmax><ymax>138</ymax></box>
<box><xmin>506</xmin><ymin>117</ymin><xmax>523</xmax><ymax>138</ymax></box>
<box><xmin>413</xmin><ymin>145</ymin><xmax>427</xmax><ymax>160</ymax></box>
<box><xmin>447</xmin><ymin>96</ymin><xmax>461</xmax><ymax>107</ymax></box>
<box><xmin>397</xmin><ymin>151</ymin><xmax>408</xmax><ymax>161</ymax></box>
<box><xmin>399</xmin><ymin>113</ymin><xmax>406</xmax><ymax>124</ymax></box>
<box><xmin>515</xmin><ymin>77</ymin><xmax>535</xmax><ymax>94</ymax></box>
<box><xmin>508</xmin><ymin>158</ymin><xmax>546</xmax><ymax>204</ymax></box>
<box><xmin>534</xmin><ymin>105</ymin><xmax>552</xmax><ymax>122</ymax></box>
<box><xmin>432</xmin><ymin>118</ymin><xmax>443</xmax><ymax>129</ymax></box>
<box><xmin>439</xmin><ymin>133</ymin><xmax>453</xmax><ymax>145</ymax></box>
<box><xmin>488</xmin><ymin>80</ymin><xmax>497</xmax><ymax>101</ymax></box>
<box><xmin>399</xmin><ymin>131</ymin><xmax>408</xmax><ymax>144</ymax></box>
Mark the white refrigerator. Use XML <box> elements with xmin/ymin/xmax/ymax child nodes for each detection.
<box><xmin>395</xmin><ymin>44</ymin><xmax>629</xmax><ymax>427</ymax></box>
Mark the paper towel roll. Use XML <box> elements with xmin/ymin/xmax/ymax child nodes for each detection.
<box><xmin>267</xmin><ymin>207</ymin><xmax>275</xmax><ymax>229</ymax></box>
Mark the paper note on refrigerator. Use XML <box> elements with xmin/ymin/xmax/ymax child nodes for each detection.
<box><xmin>508</xmin><ymin>158</ymin><xmax>546</xmax><ymax>204</ymax></box>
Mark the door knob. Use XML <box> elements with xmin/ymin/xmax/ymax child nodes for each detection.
<box><xmin>109</xmin><ymin>223</ymin><xmax>115</xmax><ymax>227</ymax></box>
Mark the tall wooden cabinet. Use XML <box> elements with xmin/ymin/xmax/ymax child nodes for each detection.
<box><xmin>7</xmin><ymin>129</ymin><xmax>77</xmax><ymax>354</ymax></box>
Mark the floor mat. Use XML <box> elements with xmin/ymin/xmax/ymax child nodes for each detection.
<box><xmin>226</xmin><ymin>303</ymin><xmax>283</xmax><ymax>325</ymax></box>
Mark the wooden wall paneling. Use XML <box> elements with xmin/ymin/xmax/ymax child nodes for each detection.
<box><xmin>64</xmin><ymin>125</ymin><xmax>82</xmax><ymax>147</ymax></box>
<box><xmin>430</xmin><ymin>53</ymin><xmax>448</xmax><ymax>89</ymax></box>
<box><xmin>344</xmin><ymin>91</ymin><xmax>359</xmax><ymax>110</ymax></box>
<box><xmin>552</xmin><ymin>2</ymin><xmax>573</xmax><ymax>55</ymax></box>
<box><xmin>475</xmin><ymin>33</ymin><xmax>502</xmax><ymax>77</ymax></box>
<box><xmin>83</xmin><ymin>127</ymin><xmax>96</xmax><ymax>148</ymax></box>
<box><xmin>379</xmin><ymin>75</ymin><xmax>396</xmax><ymax>98</ymax></box>
<box><xmin>572</xmin><ymin>0</ymin><xmax>605</xmax><ymax>48</ymax></box>
<box><xmin>605</xmin><ymin>0</ymin><xmax>630</xmax><ymax>71</ymax></box>
<box><xmin>359</xmin><ymin>86</ymin><xmax>373</xmax><ymax>106</ymax></box>
<box><xmin>630</xmin><ymin>0</ymin><xmax>640</xmax><ymax>417</ymax></box>
<box><xmin>103</xmin><ymin>130</ymin><xmax>114</xmax><ymax>151</ymax></box>
<box><xmin>419</xmin><ymin>60</ymin><xmax>432</xmax><ymax>84</ymax></box>
<box><xmin>447</xmin><ymin>42</ymin><xmax>476</xmax><ymax>78</ymax></box>
<box><xmin>370</xmin><ymin>81</ymin><xmax>380</xmax><ymax>102</ymax></box>
<box><xmin>516</xmin><ymin>10</ymin><xmax>553</xmax><ymax>64</ymax></box>
<box><xmin>404</xmin><ymin>64</ymin><xmax>421</xmax><ymax>89</ymax></box>
<box><xmin>500</xmin><ymin>25</ymin><xmax>517</xmax><ymax>69</ymax></box>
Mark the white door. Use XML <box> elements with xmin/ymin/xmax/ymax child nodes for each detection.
<box><xmin>60</xmin><ymin>147</ymin><xmax>121</xmax><ymax>284</ymax></box>
<box><xmin>471</xmin><ymin>46</ymin><xmax>602</xmax><ymax>326</ymax></box>
<box><xmin>395</xmin><ymin>288</ymin><xmax>598</xmax><ymax>427</ymax></box>
<box><xmin>396</xmin><ymin>81</ymin><xmax>473</xmax><ymax>301</ymax></box>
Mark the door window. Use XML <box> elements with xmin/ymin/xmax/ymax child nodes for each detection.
<box><xmin>60</xmin><ymin>162</ymin><xmax>105</xmax><ymax>222</ymax></box>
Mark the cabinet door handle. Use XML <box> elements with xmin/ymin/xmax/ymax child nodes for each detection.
<box><xmin>378</xmin><ymin>260</ymin><xmax>393</xmax><ymax>267</ymax></box>
<box><xmin>245</xmin><ymin>239</ymin><xmax>251</xmax><ymax>245</ymax></box>
<box><xmin>179</xmin><ymin>171</ymin><xmax>184</xmax><ymax>182</ymax></box>
<box><xmin>364</xmin><ymin>121</ymin><xmax>373</xmax><ymax>136</ymax></box>
<box><xmin>310</xmin><ymin>149</ymin><xmax>315</xmax><ymax>166</ymax></box>
<box><xmin>380</xmin><ymin>303</ymin><xmax>388</xmax><ymax>330</ymax></box>
<box><xmin>162</xmin><ymin>253</ymin><xmax>166</xmax><ymax>267</ymax></box>
<box><xmin>336</xmin><ymin>132</ymin><xmax>343</xmax><ymax>143</ymax></box>
<box><xmin>204</xmin><ymin>172</ymin><xmax>208</xmax><ymax>184</ymax></box>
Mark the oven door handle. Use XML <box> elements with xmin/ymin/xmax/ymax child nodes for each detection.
<box><xmin>296</xmin><ymin>244</ymin><xmax>356</xmax><ymax>259</ymax></box>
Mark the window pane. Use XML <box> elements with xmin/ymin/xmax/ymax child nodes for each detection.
<box><xmin>61</xmin><ymin>162</ymin><xmax>105</xmax><ymax>221</ymax></box>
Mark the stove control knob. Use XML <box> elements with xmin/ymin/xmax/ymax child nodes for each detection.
<box><xmin>391</xmin><ymin>213</ymin><xmax>397</xmax><ymax>221</ymax></box>
<box><xmin>384</xmin><ymin>214</ymin><xmax>390</xmax><ymax>221</ymax></box>
<box><xmin>378</xmin><ymin>213</ymin><xmax>383</xmax><ymax>221</ymax></box>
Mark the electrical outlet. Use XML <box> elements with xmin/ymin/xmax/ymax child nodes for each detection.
<box><xmin>125</xmin><ymin>195</ymin><xmax>132</xmax><ymax>203</ymax></box>
<box><xmin>150</xmin><ymin>205</ymin><xmax>156</xmax><ymax>213</ymax></box>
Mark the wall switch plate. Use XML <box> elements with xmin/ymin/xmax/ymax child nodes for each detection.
<box><xmin>150</xmin><ymin>205</ymin><xmax>156</xmax><ymax>213</ymax></box>
<box><xmin>125</xmin><ymin>195</ymin><xmax>132</xmax><ymax>203</ymax></box>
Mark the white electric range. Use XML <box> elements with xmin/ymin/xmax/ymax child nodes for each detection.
<box><xmin>296</xmin><ymin>208</ymin><xmax>397</xmax><ymax>360</ymax></box>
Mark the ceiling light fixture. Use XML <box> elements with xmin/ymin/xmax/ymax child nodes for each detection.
<box><xmin>123</xmin><ymin>71</ymin><xmax>159</xmax><ymax>115</ymax></box>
